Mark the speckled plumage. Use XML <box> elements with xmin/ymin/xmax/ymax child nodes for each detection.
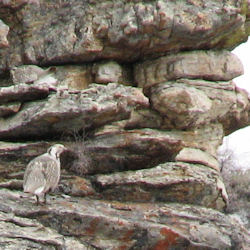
<box><xmin>23</xmin><ymin>144</ymin><xmax>66</xmax><ymax>205</ymax></box>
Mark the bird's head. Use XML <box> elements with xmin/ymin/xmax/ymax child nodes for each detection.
<box><xmin>47</xmin><ymin>144</ymin><xmax>67</xmax><ymax>159</ymax></box>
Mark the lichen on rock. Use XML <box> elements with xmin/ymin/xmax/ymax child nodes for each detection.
<box><xmin>0</xmin><ymin>0</ymin><xmax>249</xmax><ymax>249</ymax></box>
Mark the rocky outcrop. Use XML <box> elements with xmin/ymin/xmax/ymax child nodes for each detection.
<box><xmin>0</xmin><ymin>0</ymin><xmax>250</xmax><ymax>249</ymax></box>
<box><xmin>0</xmin><ymin>0</ymin><xmax>249</xmax><ymax>72</ymax></box>
<box><xmin>0</xmin><ymin>188</ymin><xmax>249</xmax><ymax>250</ymax></box>
<box><xmin>0</xmin><ymin>83</ymin><xmax>148</xmax><ymax>139</ymax></box>
<box><xmin>144</xmin><ymin>79</ymin><xmax>249</xmax><ymax>133</ymax></box>
<box><xmin>93</xmin><ymin>162</ymin><xmax>226</xmax><ymax>209</ymax></box>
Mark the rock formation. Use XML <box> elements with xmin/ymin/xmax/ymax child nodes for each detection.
<box><xmin>0</xmin><ymin>0</ymin><xmax>250</xmax><ymax>249</ymax></box>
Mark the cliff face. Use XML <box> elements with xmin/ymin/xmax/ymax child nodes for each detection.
<box><xmin>0</xmin><ymin>1</ymin><xmax>250</xmax><ymax>249</ymax></box>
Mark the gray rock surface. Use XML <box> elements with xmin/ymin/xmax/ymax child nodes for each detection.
<box><xmin>0</xmin><ymin>0</ymin><xmax>249</xmax><ymax>72</ymax></box>
<box><xmin>0</xmin><ymin>102</ymin><xmax>21</xmax><ymax>117</ymax></box>
<box><xmin>175</xmin><ymin>147</ymin><xmax>220</xmax><ymax>172</ymax></box>
<box><xmin>0</xmin><ymin>210</ymin><xmax>91</xmax><ymax>250</ymax></box>
<box><xmin>0</xmin><ymin>188</ymin><xmax>249</xmax><ymax>250</ymax></box>
<box><xmin>0</xmin><ymin>83</ymin><xmax>50</xmax><ymax>104</ymax></box>
<box><xmin>0</xmin><ymin>0</ymin><xmax>249</xmax><ymax>248</ymax></box>
<box><xmin>92</xmin><ymin>60</ymin><xmax>132</xmax><ymax>85</ymax></box>
<box><xmin>0</xmin><ymin>83</ymin><xmax>148</xmax><ymax>139</ymax></box>
<box><xmin>94</xmin><ymin>161</ymin><xmax>226</xmax><ymax>210</ymax></box>
<box><xmin>146</xmin><ymin>79</ymin><xmax>249</xmax><ymax>132</ymax></box>
<box><xmin>134</xmin><ymin>50</ymin><xmax>244</xmax><ymax>87</ymax></box>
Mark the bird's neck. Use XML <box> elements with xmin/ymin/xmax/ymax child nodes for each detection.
<box><xmin>49</xmin><ymin>151</ymin><xmax>61</xmax><ymax>161</ymax></box>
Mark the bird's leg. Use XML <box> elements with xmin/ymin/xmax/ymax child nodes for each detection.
<box><xmin>44</xmin><ymin>193</ymin><xmax>47</xmax><ymax>205</ymax></box>
<box><xmin>36</xmin><ymin>195</ymin><xmax>40</xmax><ymax>206</ymax></box>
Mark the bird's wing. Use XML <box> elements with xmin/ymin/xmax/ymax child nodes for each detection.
<box><xmin>42</xmin><ymin>157</ymin><xmax>60</xmax><ymax>191</ymax></box>
<box><xmin>23</xmin><ymin>157</ymin><xmax>47</xmax><ymax>194</ymax></box>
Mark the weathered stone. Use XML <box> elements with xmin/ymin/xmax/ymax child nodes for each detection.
<box><xmin>0</xmin><ymin>102</ymin><xmax>21</xmax><ymax>117</ymax></box>
<box><xmin>92</xmin><ymin>60</ymin><xmax>132</xmax><ymax>86</ymax></box>
<box><xmin>0</xmin><ymin>83</ymin><xmax>149</xmax><ymax>139</ymax></box>
<box><xmin>0</xmin><ymin>19</ymin><xmax>9</xmax><ymax>48</ymax></box>
<box><xmin>150</xmin><ymin>84</ymin><xmax>212</xmax><ymax>129</ymax></box>
<box><xmin>0</xmin><ymin>141</ymin><xmax>51</xmax><ymax>181</ymax></box>
<box><xmin>0</xmin><ymin>179</ymin><xmax>23</xmax><ymax>189</ymax></box>
<box><xmin>83</xmin><ymin>124</ymin><xmax>223</xmax><ymax>174</ymax></box>
<box><xmin>0</xmin><ymin>83</ymin><xmax>50</xmax><ymax>104</ymax></box>
<box><xmin>0</xmin><ymin>1</ymin><xmax>249</xmax><ymax>248</ymax></box>
<box><xmin>134</xmin><ymin>50</ymin><xmax>244</xmax><ymax>88</ymax></box>
<box><xmin>59</xmin><ymin>176</ymin><xmax>96</xmax><ymax>197</ymax></box>
<box><xmin>176</xmin><ymin>147</ymin><xmax>220</xmax><ymax>172</ymax></box>
<box><xmin>93</xmin><ymin>108</ymin><xmax>163</xmax><ymax>132</ymax></box>
<box><xmin>0</xmin><ymin>141</ymin><xmax>50</xmax><ymax>165</ymax></box>
<box><xmin>94</xmin><ymin>161</ymin><xmax>226</xmax><ymax>210</ymax></box>
<box><xmin>0</xmin><ymin>211</ymin><xmax>91</xmax><ymax>249</ymax></box>
<box><xmin>53</xmin><ymin>65</ymin><xmax>93</xmax><ymax>90</ymax></box>
<box><xmin>124</xmin><ymin>108</ymin><xmax>163</xmax><ymax>129</ymax></box>
<box><xmin>146</xmin><ymin>79</ymin><xmax>249</xmax><ymax>132</ymax></box>
<box><xmin>0</xmin><ymin>1</ymin><xmax>249</xmax><ymax>71</ymax></box>
<box><xmin>0</xmin><ymin>189</ymin><xmax>249</xmax><ymax>250</ymax></box>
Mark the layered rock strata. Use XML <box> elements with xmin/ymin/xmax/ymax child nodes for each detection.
<box><xmin>0</xmin><ymin>0</ymin><xmax>250</xmax><ymax>249</ymax></box>
<box><xmin>0</xmin><ymin>0</ymin><xmax>249</xmax><ymax>73</ymax></box>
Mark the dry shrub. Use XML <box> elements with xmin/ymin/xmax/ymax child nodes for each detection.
<box><xmin>62</xmin><ymin>130</ymin><xmax>93</xmax><ymax>176</ymax></box>
<box><xmin>222</xmin><ymin>168</ymin><xmax>250</xmax><ymax>229</ymax></box>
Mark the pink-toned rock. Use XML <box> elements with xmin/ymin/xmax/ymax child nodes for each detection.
<box><xmin>0</xmin><ymin>83</ymin><xmax>50</xmax><ymax>104</ymax></box>
<box><xmin>150</xmin><ymin>84</ymin><xmax>212</xmax><ymax>129</ymax></box>
<box><xmin>0</xmin><ymin>188</ymin><xmax>248</xmax><ymax>250</ymax></box>
<box><xmin>0</xmin><ymin>83</ymin><xmax>149</xmax><ymax>139</ymax></box>
<box><xmin>0</xmin><ymin>19</ymin><xmax>9</xmax><ymax>48</ymax></box>
<box><xmin>0</xmin><ymin>102</ymin><xmax>21</xmax><ymax>117</ymax></box>
<box><xmin>175</xmin><ymin>147</ymin><xmax>220</xmax><ymax>172</ymax></box>
<box><xmin>82</xmin><ymin>124</ymin><xmax>223</xmax><ymax>174</ymax></box>
<box><xmin>134</xmin><ymin>51</ymin><xmax>244</xmax><ymax>88</ymax></box>
<box><xmin>94</xmin><ymin>161</ymin><xmax>226</xmax><ymax>210</ymax></box>
<box><xmin>146</xmin><ymin>79</ymin><xmax>249</xmax><ymax>132</ymax></box>
<box><xmin>0</xmin><ymin>0</ymin><xmax>248</xmax><ymax>71</ymax></box>
<box><xmin>92</xmin><ymin>61</ymin><xmax>132</xmax><ymax>86</ymax></box>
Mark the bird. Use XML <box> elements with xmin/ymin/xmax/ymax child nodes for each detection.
<box><xmin>11</xmin><ymin>65</ymin><xmax>57</xmax><ymax>85</ymax></box>
<box><xmin>23</xmin><ymin>144</ymin><xmax>66</xmax><ymax>205</ymax></box>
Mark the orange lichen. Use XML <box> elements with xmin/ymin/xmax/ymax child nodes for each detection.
<box><xmin>121</xmin><ymin>229</ymin><xmax>134</xmax><ymax>242</ymax></box>
<box><xmin>153</xmin><ymin>227</ymin><xmax>179</xmax><ymax>250</ymax></box>
<box><xmin>118</xmin><ymin>245</ymin><xmax>128</xmax><ymax>250</ymax></box>
<box><xmin>85</xmin><ymin>217</ymin><xmax>100</xmax><ymax>235</ymax></box>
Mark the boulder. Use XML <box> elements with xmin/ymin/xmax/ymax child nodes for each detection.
<box><xmin>146</xmin><ymin>79</ymin><xmax>249</xmax><ymax>132</ymax></box>
<box><xmin>175</xmin><ymin>147</ymin><xmax>220</xmax><ymax>172</ymax></box>
<box><xmin>94</xmin><ymin>161</ymin><xmax>226</xmax><ymax>210</ymax></box>
<box><xmin>150</xmin><ymin>84</ymin><xmax>212</xmax><ymax>129</ymax></box>
<box><xmin>92</xmin><ymin>61</ymin><xmax>132</xmax><ymax>86</ymax></box>
<box><xmin>134</xmin><ymin>50</ymin><xmax>244</xmax><ymax>87</ymax></box>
